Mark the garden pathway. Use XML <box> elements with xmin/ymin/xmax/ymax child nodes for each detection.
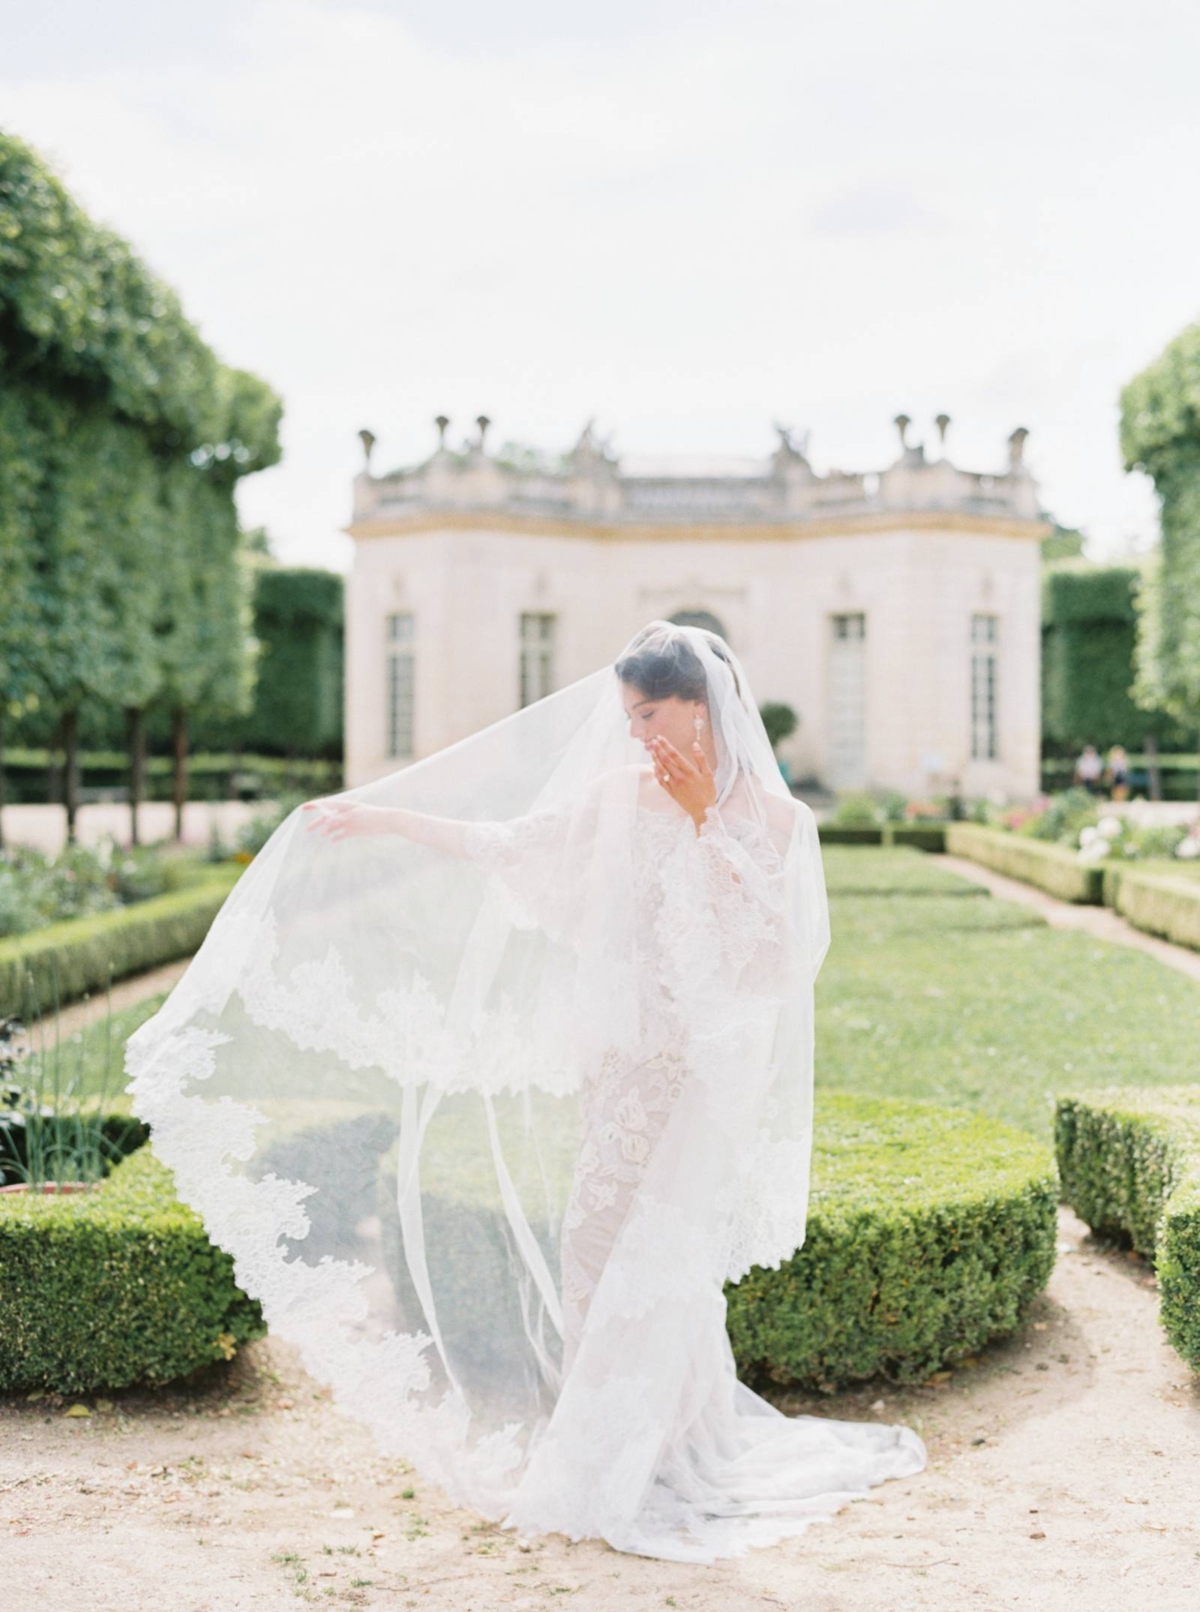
<box><xmin>11</xmin><ymin>956</ymin><xmax>191</xmax><ymax>1047</ymax></box>
<box><xmin>937</xmin><ymin>852</ymin><xmax>1200</xmax><ymax>984</ymax></box>
<box><xmin>0</xmin><ymin>798</ymin><xmax>271</xmax><ymax>857</ymax></box>
<box><xmin>2</xmin><ymin>1204</ymin><xmax>1196</xmax><ymax>1610</ymax></box>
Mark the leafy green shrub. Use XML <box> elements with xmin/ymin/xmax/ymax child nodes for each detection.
<box><xmin>0</xmin><ymin>835</ymin><xmax>182</xmax><ymax>938</ymax></box>
<box><xmin>725</xmin><ymin>1093</ymin><xmax>1057</xmax><ymax>1390</ymax></box>
<box><xmin>830</xmin><ymin>791</ymin><xmax>883</xmax><ymax>828</ymax></box>
<box><xmin>234</xmin><ymin>791</ymin><xmax>308</xmax><ymax>856</ymax></box>
<box><xmin>1109</xmin><ymin>870</ymin><xmax>1200</xmax><ymax>952</ymax></box>
<box><xmin>0</xmin><ymin>1143</ymin><xmax>266</xmax><ymax>1392</ymax></box>
<box><xmin>1055</xmin><ymin>1086</ymin><xmax>1200</xmax><ymax>1372</ymax></box>
<box><xmin>944</xmin><ymin>823</ymin><xmax>1104</xmax><ymax>904</ymax></box>
<box><xmin>0</xmin><ymin>865</ymin><xmax>241</xmax><ymax>1016</ymax></box>
<box><xmin>759</xmin><ymin>701</ymin><xmax>798</xmax><ymax>750</ymax></box>
<box><xmin>817</xmin><ymin>824</ymin><xmax>884</xmax><ymax>845</ymax></box>
<box><xmin>882</xmin><ymin>822</ymin><xmax>948</xmax><ymax>853</ymax></box>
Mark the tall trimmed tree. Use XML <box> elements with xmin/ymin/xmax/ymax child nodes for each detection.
<box><xmin>1121</xmin><ymin>323</ymin><xmax>1200</xmax><ymax>796</ymax></box>
<box><xmin>0</xmin><ymin>131</ymin><xmax>282</xmax><ymax>844</ymax></box>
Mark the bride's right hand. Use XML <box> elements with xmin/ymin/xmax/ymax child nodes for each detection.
<box><xmin>301</xmin><ymin>798</ymin><xmax>379</xmax><ymax>841</ymax></box>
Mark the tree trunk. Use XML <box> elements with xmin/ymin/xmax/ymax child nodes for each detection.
<box><xmin>47</xmin><ymin>715</ymin><xmax>64</xmax><ymax>806</ymax></box>
<box><xmin>172</xmin><ymin>706</ymin><xmax>188</xmax><ymax>843</ymax></box>
<box><xmin>1145</xmin><ymin>733</ymin><xmax>1161</xmax><ymax>801</ymax></box>
<box><xmin>62</xmin><ymin>706</ymin><xmax>80</xmax><ymax>845</ymax></box>
<box><xmin>127</xmin><ymin>707</ymin><xmax>146</xmax><ymax>847</ymax></box>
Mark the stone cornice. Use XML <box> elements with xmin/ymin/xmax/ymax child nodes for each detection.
<box><xmin>343</xmin><ymin>508</ymin><xmax>1053</xmax><ymax>544</ymax></box>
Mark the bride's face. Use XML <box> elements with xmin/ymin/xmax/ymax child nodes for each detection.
<box><xmin>620</xmin><ymin>683</ymin><xmax>703</xmax><ymax>757</ymax></box>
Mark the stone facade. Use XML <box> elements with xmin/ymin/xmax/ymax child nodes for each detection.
<box><xmin>344</xmin><ymin>416</ymin><xmax>1050</xmax><ymax>801</ymax></box>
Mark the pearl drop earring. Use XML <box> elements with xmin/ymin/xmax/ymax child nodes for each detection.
<box><xmin>694</xmin><ymin>713</ymin><xmax>705</xmax><ymax>736</ymax></box>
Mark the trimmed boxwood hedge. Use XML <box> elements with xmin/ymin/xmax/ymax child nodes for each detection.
<box><xmin>2</xmin><ymin>1091</ymin><xmax>1059</xmax><ymax>1396</ymax></box>
<box><xmin>1108</xmin><ymin>870</ymin><xmax>1200</xmax><ymax>953</ymax></box>
<box><xmin>882</xmin><ymin>822</ymin><xmax>948</xmax><ymax>853</ymax></box>
<box><xmin>817</xmin><ymin>825</ymin><xmax>885</xmax><ymax>845</ymax></box>
<box><xmin>0</xmin><ymin>864</ymin><xmax>242</xmax><ymax>1016</ymax></box>
<box><xmin>944</xmin><ymin>823</ymin><xmax>1104</xmax><ymax>904</ymax></box>
<box><xmin>725</xmin><ymin>1092</ymin><xmax>1058</xmax><ymax>1390</ymax></box>
<box><xmin>0</xmin><ymin>1143</ymin><xmax>266</xmax><ymax>1393</ymax></box>
<box><xmin>1055</xmin><ymin>1085</ymin><xmax>1200</xmax><ymax>1372</ymax></box>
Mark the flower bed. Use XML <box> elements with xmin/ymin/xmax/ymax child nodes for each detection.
<box><xmin>0</xmin><ymin>864</ymin><xmax>242</xmax><ymax>1016</ymax></box>
<box><xmin>1055</xmin><ymin>1085</ymin><xmax>1200</xmax><ymax>1372</ymax></box>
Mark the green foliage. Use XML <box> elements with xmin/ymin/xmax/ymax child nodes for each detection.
<box><xmin>1041</xmin><ymin>524</ymin><xmax>1086</xmax><ymax>561</ymax></box>
<box><xmin>233</xmin><ymin>569</ymin><xmax>343</xmax><ymax>756</ymax></box>
<box><xmin>1041</xmin><ymin>560</ymin><xmax>1188</xmax><ymax>751</ymax></box>
<box><xmin>759</xmin><ymin>701</ymin><xmax>798</xmax><ymax>749</ymax></box>
<box><xmin>234</xmin><ymin>791</ymin><xmax>309</xmax><ymax>856</ymax></box>
<box><xmin>0</xmin><ymin>836</ymin><xmax>179</xmax><ymax>938</ymax></box>
<box><xmin>945</xmin><ymin>822</ymin><xmax>1104</xmax><ymax>902</ymax></box>
<box><xmin>0</xmin><ymin>865</ymin><xmax>242</xmax><ymax>1016</ymax></box>
<box><xmin>881</xmin><ymin>822</ymin><xmax>948</xmax><ymax>852</ymax></box>
<box><xmin>1055</xmin><ymin>1086</ymin><xmax>1200</xmax><ymax>1371</ymax></box>
<box><xmin>0</xmin><ymin>1144</ymin><xmax>267</xmax><ymax>1392</ymax></box>
<box><xmin>829</xmin><ymin>790</ymin><xmax>882</xmax><ymax>827</ymax></box>
<box><xmin>1109</xmin><ymin>869</ymin><xmax>1200</xmax><ymax>952</ymax></box>
<box><xmin>1120</xmin><ymin>322</ymin><xmax>1200</xmax><ymax>727</ymax></box>
<box><xmin>0</xmin><ymin>130</ymin><xmax>282</xmax><ymax>759</ymax></box>
<box><xmin>818</xmin><ymin>854</ymin><xmax>1200</xmax><ymax>1143</ymax></box>
<box><xmin>725</xmin><ymin>1093</ymin><xmax>1058</xmax><ymax>1390</ymax></box>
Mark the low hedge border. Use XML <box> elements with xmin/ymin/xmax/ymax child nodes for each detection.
<box><xmin>0</xmin><ymin>865</ymin><xmax>242</xmax><ymax>1016</ymax></box>
<box><xmin>883</xmin><ymin>822</ymin><xmax>948</xmax><ymax>852</ymax></box>
<box><xmin>0</xmin><ymin>1143</ymin><xmax>266</xmax><ymax>1393</ymax></box>
<box><xmin>1055</xmin><ymin>1086</ymin><xmax>1200</xmax><ymax>1372</ymax></box>
<box><xmin>725</xmin><ymin>1092</ymin><xmax>1058</xmax><ymax>1390</ymax></box>
<box><xmin>816</xmin><ymin>824</ymin><xmax>948</xmax><ymax>850</ymax></box>
<box><xmin>817</xmin><ymin>825</ymin><xmax>884</xmax><ymax>845</ymax></box>
<box><xmin>1107</xmin><ymin>869</ymin><xmax>1200</xmax><ymax>953</ymax></box>
<box><xmin>944</xmin><ymin>823</ymin><xmax>1104</xmax><ymax>904</ymax></box>
<box><xmin>2</xmin><ymin>1092</ymin><xmax>1059</xmax><ymax>1396</ymax></box>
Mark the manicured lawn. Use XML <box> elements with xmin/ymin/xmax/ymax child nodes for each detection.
<box><xmin>41</xmin><ymin>847</ymin><xmax>1200</xmax><ymax>1147</ymax></box>
<box><xmin>817</xmin><ymin>849</ymin><xmax>1200</xmax><ymax>1141</ymax></box>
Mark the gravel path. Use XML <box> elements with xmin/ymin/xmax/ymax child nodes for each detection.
<box><xmin>2</xmin><ymin>1205</ymin><xmax>1197</xmax><ymax>1611</ymax></box>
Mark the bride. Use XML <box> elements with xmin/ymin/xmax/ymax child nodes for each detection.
<box><xmin>124</xmin><ymin>619</ymin><xmax>926</xmax><ymax>1563</ymax></box>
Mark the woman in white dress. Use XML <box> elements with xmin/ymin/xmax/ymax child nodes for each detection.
<box><xmin>124</xmin><ymin>620</ymin><xmax>926</xmax><ymax>1563</ymax></box>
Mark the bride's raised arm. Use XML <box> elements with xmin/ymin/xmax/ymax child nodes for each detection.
<box><xmin>302</xmin><ymin>796</ymin><xmax>477</xmax><ymax>856</ymax></box>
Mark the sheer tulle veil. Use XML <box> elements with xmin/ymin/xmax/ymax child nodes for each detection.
<box><xmin>124</xmin><ymin>619</ymin><xmax>924</xmax><ymax>1562</ymax></box>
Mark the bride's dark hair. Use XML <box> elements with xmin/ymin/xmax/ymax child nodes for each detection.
<box><xmin>614</xmin><ymin>625</ymin><xmax>743</xmax><ymax>705</ymax></box>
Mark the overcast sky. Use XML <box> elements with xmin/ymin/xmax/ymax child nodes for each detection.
<box><xmin>3</xmin><ymin>0</ymin><xmax>1199</xmax><ymax>570</ymax></box>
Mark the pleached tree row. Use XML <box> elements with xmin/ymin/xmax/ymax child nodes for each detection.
<box><xmin>0</xmin><ymin>130</ymin><xmax>283</xmax><ymax>844</ymax></box>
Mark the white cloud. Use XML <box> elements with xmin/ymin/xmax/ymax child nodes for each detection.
<box><xmin>2</xmin><ymin>0</ymin><xmax>1198</xmax><ymax>568</ymax></box>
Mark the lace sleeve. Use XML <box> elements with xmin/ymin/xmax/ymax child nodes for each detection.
<box><xmin>461</xmin><ymin>802</ymin><xmax>576</xmax><ymax>935</ymax></box>
<box><xmin>695</xmin><ymin>803</ymin><xmax>793</xmax><ymax>987</ymax></box>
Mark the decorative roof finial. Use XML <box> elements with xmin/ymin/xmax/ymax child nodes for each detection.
<box><xmin>476</xmin><ymin>414</ymin><xmax>491</xmax><ymax>452</ymax></box>
<box><xmin>357</xmin><ymin>428</ymin><xmax>376</xmax><ymax>469</ymax></box>
<box><xmin>434</xmin><ymin>415</ymin><xmax>450</xmax><ymax>449</ymax></box>
<box><xmin>935</xmin><ymin>414</ymin><xmax>951</xmax><ymax>452</ymax></box>
<box><xmin>1007</xmin><ymin>426</ymin><xmax>1029</xmax><ymax>468</ymax></box>
<box><xmin>894</xmin><ymin>413</ymin><xmax>911</xmax><ymax>452</ymax></box>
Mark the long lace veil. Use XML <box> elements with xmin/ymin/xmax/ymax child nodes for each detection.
<box><xmin>124</xmin><ymin>619</ymin><xmax>831</xmax><ymax>1522</ymax></box>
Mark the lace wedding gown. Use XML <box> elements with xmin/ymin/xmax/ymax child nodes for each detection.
<box><xmin>458</xmin><ymin>788</ymin><xmax>927</xmax><ymax>1561</ymax></box>
<box><xmin>125</xmin><ymin>625</ymin><xmax>927</xmax><ymax>1566</ymax></box>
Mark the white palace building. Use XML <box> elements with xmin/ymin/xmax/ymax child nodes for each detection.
<box><xmin>343</xmin><ymin>415</ymin><xmax>1050</xmax><ymax>800</ymax></box>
